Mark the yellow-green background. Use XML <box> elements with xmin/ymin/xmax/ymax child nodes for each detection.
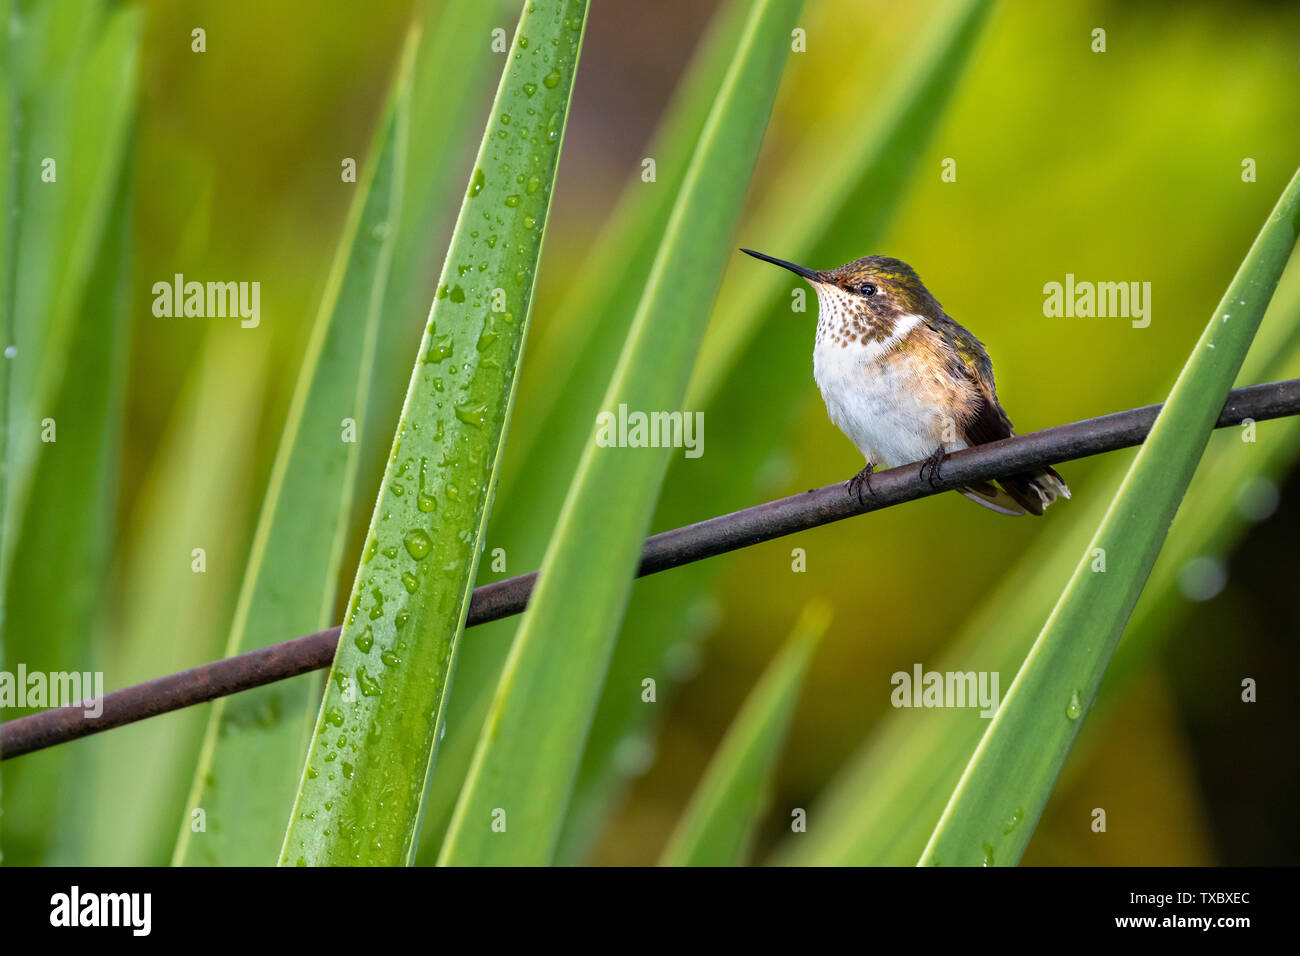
<box><xmin>22</xmin><ymin>0</ymin><xmax>1300</xmax><ymax>864</ymax></box>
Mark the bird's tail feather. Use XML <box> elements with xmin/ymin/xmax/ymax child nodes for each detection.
<box><xmin>961</xmin><ymin>466</ymin><xmax>1069</xmax><ymax>517</ymax></box>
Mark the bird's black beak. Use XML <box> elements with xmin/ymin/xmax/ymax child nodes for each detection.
<box><xmin>740</xmin><ymin>248</ymin><xmax>822</xmax><ymax>283</ymax></box>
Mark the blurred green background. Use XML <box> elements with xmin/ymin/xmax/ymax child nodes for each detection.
<box><xmin>6</xmin><ymin>0</ymin><xmax>1299</xmax><ymax>865</ymax></box>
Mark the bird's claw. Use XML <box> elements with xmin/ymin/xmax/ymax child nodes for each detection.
<box><xmin>846</xmin><ymin>463</ymin><xmax>877</xmax><ymax>504</ymax></box>
<box><xmin>919</xmin><ymin>446</ymin><xmax>946</xmax><ymax>489</ymax></box>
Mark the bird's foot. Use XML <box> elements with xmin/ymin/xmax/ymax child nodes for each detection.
<box><xmin>846</xmin><ymin>463</ymin><xmax>877</xmax><ymax>504</ymax></box>
<box><xmin>919</xmin><ymin>446</ymin><xmax>947</xmax><ymax>488</ymax></box>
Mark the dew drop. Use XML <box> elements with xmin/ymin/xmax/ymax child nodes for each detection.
<box><xmin>1065</xmin><ymin>691</ymin><xmax>1082</xmax><ymax>720</ymax></box>
<box><xmin>404</xmin><ymin>528</ymin><xmax>432</xmax><ymax>560</ymax></box>
<box><xmin>424</xmin><ymin>332</ymin><xmax>454</xmax><ymax>364</ymax></box>
<box><xmin>455</xmin><ymin>402</ymin><xmax>488</xmax><ymax>426</ymax></box>
<box><xmin>469</xmin><ymin>168</ymin><xmax>486</xmax><ymax>197</ymax></box>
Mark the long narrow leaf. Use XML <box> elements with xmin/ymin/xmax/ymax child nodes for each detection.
<box><xmin>0</xmin><ymin>0</ymin><xmax>139</xmax><ymax>864</ymax></box>
<box><xmin>438</xmin><ymin>0</ymin><xmax>805</xmax><ymax>868</ymax></box>
<box><xmin>495</xmin><ymin>0</ymin><xmax>751</xmax><ymax>518</ymax></box>
<box><xmin>0</xmin><ymin>0</ymin><xmax>15</xmax><ymax>856</ymax></box>
<box><xmin>414</xmin><ymin>0</ymin><xmax>756</xmax><ymax>865</ymax></box>
<box><xmin>2</xmin><ymin>156</ymin><xmax>133</xmax><ymax>865</ymax></box>
<box><xmin>83</xmin><ymin>332</ymin><xmax>270</xmax><ymax>865</ymax></box>
<box><xmin>360</xmin><ymin>0</ymin><xmax>512</xmax><ymax>532</ymax></box>
<box><xmin>3</xmin><ymin>1</ymin><xmax>137</xmax><ymax>570</ymax></box>
<box><xmin>278</xmin><ymin>0</ymin><xmax>591</xmax><ymax>867</ymax></box>
<box><xmin>659</xmin><ymin>602</ymin><xmax>827</xmax><ymax>867</ymax></box>
<box><xmin>919</xmin><ymin>164</ymin><xmax>1300</xmax><ymax>867</ymax></box>
<box><xmin>173</xmin><ymin>35</ymin><xmax>413</xmax><ymax>867</ymax></box>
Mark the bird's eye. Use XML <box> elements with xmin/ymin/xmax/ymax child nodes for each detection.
<box><xmin>859</xmin><ymin>282</ymin><xmax>877</xmax><ymax>296</ymax></box>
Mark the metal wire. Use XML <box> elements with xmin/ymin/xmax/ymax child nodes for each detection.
<box><xmin>3</xmin><ymin>378</ymin><xmax>1297</xmax><ymax>760</ymax></box>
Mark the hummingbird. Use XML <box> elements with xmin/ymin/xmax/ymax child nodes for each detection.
<box><xmin>741</xmin><ymin>249</ymin><xmax>1069</xmax><ymax>516</ymax></box>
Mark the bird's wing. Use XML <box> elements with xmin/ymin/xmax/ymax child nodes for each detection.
<box><xmin>933</xmin><ymin>321</ymin><xmax>1069</xmax><ymax>516</ymax></box>
<box><xmin>925</xmin><ymin>315</ymin><xmax>1053</xmax><ymax>517</ymax></box>
<box><xmin>958</xmin><ymin>375</ymin><xmax>1015</xmax><ymax>446</ymax></box>
<box><xmin>924</xmin><ymin>315</ymin><xmax>1015</xmax><ymax>445</ymax></box>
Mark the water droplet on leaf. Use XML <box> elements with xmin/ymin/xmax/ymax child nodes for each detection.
<box><xmin>403</xmin><ymin>529</ymin><xmax>432</xmax><ymax>560</ymax></box>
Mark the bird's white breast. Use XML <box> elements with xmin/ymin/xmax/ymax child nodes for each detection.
<box><xmin>811</xmin><ymin>285</ymin><xmax>964</xmax><ymax>468</ymax></box>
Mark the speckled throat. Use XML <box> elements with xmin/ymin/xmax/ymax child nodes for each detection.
<box><xmin>813</xmin><ymin>282</ymin><xmax>915</xmax><ymax>351</ymax></box>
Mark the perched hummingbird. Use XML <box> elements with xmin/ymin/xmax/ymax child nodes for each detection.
<box><xmin>741</xmin><ymin>249</ymin><xmax>1069</xmax><ymax>516</ymax></box>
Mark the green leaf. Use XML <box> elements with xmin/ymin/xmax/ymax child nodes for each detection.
<box><xmin>3</xmin><ymin>1</ymin><xmax>138</xmax><ymax>570</ymax></box>
<box><xmin>1103</xmin><ymin>264</ymin><xmax>1300</xmax><ymax>690</ymax></box>
<box><xmin>0</xmin><ymin>0</ymin><xmax>139</xmax><ymax>865</ymax></box>
<box><xmin>278</xmin><ymin>0</ymin><xmax>591</xmax><ymax>867</ymax></box>
<box><xmin>438</xmin><ymin>0</ymin><xmax>805</xmax><ymax>868</ymax></box>
<box><xmin>1</xmin><ymin>156</ymin><xmax>134</xmax><ymax>866</ymax></box>
<box><xmin>0</xmin><ymin>0</ymin><xmax>16</xmax><ymax>857</ymax></box>
<box><xmin>360</xmin><ymin>0</ymin><xmax>514</xmax><ymax>527</ymax></box>
<box><xmin>659</xmin><ymin>602</ymin><xmax>827</xmax><ymax>867</ymax></box>
<box><xmin>494</xmin><ymin>0</ymin><xmax>751</xmax><ymax>520</ymax></box>
<box><xmin>172</xmin><ymin>34</ymin><xmax>413</xmax><ymax>867</ymax></box>
<box><xmin>82</xmin><ymin>331</ymin><xmax>271</xmax><ymax>866</ymax></box>
<box><xmin>918</xmin><ymin>164</ymin><xmax>1300</xmax><ymax>867</ymax></box>
<box><xmin>413</xmin><ymin>0</ymin><xmax>756</xmax><ymax>865</ymax></box>
<box><xmin>559</xmin><ymin>0</ymin><xmax>997</xmax><ymax>863</ymax></box>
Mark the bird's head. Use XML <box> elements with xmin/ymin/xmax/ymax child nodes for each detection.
<box><xmin>740</xmin><ymin>249</ymin><xmax>943</xmax><ymax>323</ymax></box>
